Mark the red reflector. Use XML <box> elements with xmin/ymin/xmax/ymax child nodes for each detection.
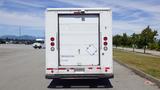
<box><xmin>50</xmin><ymin>42</ymin><xmax>55</xmax><ymax>46</ymax></box>
<box><xmin>96</xmin><ymin>67</ymin><xmax>101</xmax><ymax>69</ymax></box>
<box><xmin>104</xmin><ymin>42</ymin><xmax>108</xmax><ymax>45</ymax></box>
<box><xmin>105</xmin><ymin>67</ymin><xmax>110</xmax><ymax>70</ymax></box>
<box><xmin>50</xmin><ymin>37</ymin><xmax>55</xmax><ymax>41</ymax></box>
<box><xmin>47</xmin><ymin>68</ymin><xmax>53</xmax><ymax>70</ymax></box>
<box><xmin>105</xmin><ymin>67</ymin><xmax>110</xmax><ymax>72</ymax></box>
<box><xmin>58</xmin><ymin>68</ymin><xmax>66</xmax><ymax>70</ymax></box>
<box><xmin>104</xmin><ymin>37</ymin><xmax>108</xmax><ymax>40</ymax></box>
<box><xmin>88</xmin><ymin>67</ymin><xmax>93</xmax><ymax>69</ymax></box>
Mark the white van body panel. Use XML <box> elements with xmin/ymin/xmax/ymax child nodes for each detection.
<box><xmin>59</xmin><ymin>14</ymin><xmax>99</xmax><ymax>66</ymax></box>
<box><xmin>45</xmin><ymin>8</ymin><xmax>113</xmax><ymax>79</ymax></box>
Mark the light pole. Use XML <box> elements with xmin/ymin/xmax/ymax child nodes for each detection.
<box><xmin>19</xmin><ymin>26</ymin><xmax>21</xmax><ymax>40</ymax></box>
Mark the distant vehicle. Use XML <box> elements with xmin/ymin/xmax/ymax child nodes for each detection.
<box><xmin>45</xmin><ymin>8</ymin><xmax>113</xmax><ymax>79</ymax></box>
<box><xmin>32</xmin><ymin>39</ymin><xmax>45</xmax><ymax>49</ymax></box>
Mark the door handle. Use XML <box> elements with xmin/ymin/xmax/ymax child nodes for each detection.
<box><xmin>78</xmin><ymin>49</ymin><xmax>80</xmax><ymax>54</ymax></box>
<box><xmin>100</xmin><ymin>32</ymin><xmax>102</xmax><ymax>49</ymax></box>
<box><xmin>56</xmin><ymin>32</ymin><xmax>58</xmax><ymax>50</ymax></box>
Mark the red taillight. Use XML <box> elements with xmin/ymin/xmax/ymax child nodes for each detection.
<box><xmin>96</xmin><ymin>67</ymin><xmax>101</xmax><ymax>69</ymax></box>
<box><xmin>104</xmin><ymin>42</ymin><xmax>108</xmax><ymax>45</ymax></box>
<box><xmin>105</xmin><ymin>67</ymin><xmax>110</xmax><ymax>72</ymax></box>
<box><xmin>50</xmin><ymin>42</ymin><xmax>55</xmax><ymax>46</ymax></box>
<box><xmin>58</xmin><ymin>68</ymin><xmax>66</xmax><ymax>70</ymax></box>
<box><xmin>105</xmin><ymin>67</ymin><xmax>110</xmax><ymax>69</ymax></box>
<box><xmin>47</xmin><ymin>68</ymin><xmax>53</xmax><ymax>70</ymax></box>
<box><xmin>50</xmin><ymin>37</ymin><xmax>55</xmax><ymax>41</ymax></box>
<box><xmin>50</xmin><ymin>37</ymin><xmax>55</xmax><ymax>51</ymax></box>
<box><xmin>103</xmin><ymin>36</ymin><xmax>108</xmax><ymax>51</ymax></box>
<box><xmin>104</xmin><ymin>37</ymin><xmax>108</xmax><ymax>41</ymax></box>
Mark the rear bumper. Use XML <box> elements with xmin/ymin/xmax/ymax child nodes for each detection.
<box><xmin>45</xmin><ymin>73</ymin><xmax>114</xmax><ymax>79</ymax></box>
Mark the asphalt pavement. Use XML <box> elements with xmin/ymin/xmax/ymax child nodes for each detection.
<box><xmin>0</xmin><ymin>44</ymin><xmax>159</xmax><ymax>90</ymax></box>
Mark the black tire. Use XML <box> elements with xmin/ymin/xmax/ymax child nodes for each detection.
<box><xmin>89</xmin><ymin>85</ymin><xmax>97</xmax><ymax>88</ymax></box>
<box><xmin>63</xmin><ymin>85</ymin><xmax>71</xmax><ymax>88</ymax></box>
<box><xmin>34</xmin><ymin>46</ymin><xmax>37</xmax><ymax>49</ymax></box>
<box><xmin>39</xmin><ymin>46</ymin><xmax>42</xmax><ymax>49</ymax></box>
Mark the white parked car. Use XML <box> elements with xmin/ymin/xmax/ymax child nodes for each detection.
<box><xmin>33</xmin><ymin>39</ymin><xmax>45</xmax><ymax>49</ymax></box>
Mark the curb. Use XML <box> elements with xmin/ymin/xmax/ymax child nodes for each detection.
<box><xmin>114</xmin><ymin>48</ymin><xmax>160</xmax><ymax>57</ymax></box>
<box><xmin>114</xmin><ymin>59</ymin><xmax>160</xmax><ymax>88</ymax></box>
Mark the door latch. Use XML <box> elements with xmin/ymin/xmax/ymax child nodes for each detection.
<box><xmin>78</xmin><ymin>49</ymin><xmax>80</xmax><ymax>54</ymax></box>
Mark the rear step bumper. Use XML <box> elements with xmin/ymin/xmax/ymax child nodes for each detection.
<box><xmin>45</xmin><ymin>74</ymin><xmax>114</xmax><ymax>79</ymax></box>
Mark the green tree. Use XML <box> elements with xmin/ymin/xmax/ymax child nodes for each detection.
<box><xmin>113</xmin><ymin>35</ymin><xmax>122</xmax><ymax>48</ymax></box>
<box><xmin>131</xmin><ymin>33</ymin><xmax>138</xmax><ymax>52</ymax></box>
<box><xmin>157</xmin><ymin>40</ymin><xmax>160</xmax><ymax>51</ymax></box>
<box><xmin>121</xmin><ymin>33</ymin><xmax>128</xmax><ymax>47</ymax></box>
<box><xmin>140</xmin><ymin>26</ymin><xmax>158</xmax><ymax>53</ymax></box>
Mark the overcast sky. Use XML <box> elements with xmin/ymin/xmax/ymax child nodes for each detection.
<box><xmin>0</xmin><ymin>0</ymin><xmax>160</xmax><ymax>37</ymax></box>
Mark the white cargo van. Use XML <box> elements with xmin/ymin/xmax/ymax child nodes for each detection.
<box><xmin>32</xmin><ymin>39</ymin><xmax>45</xmax><ymax>49</ymax></box>
<box><xmin>45</xmin><ymin>8</ymin><xmax>113</xmax><ymax>79</ymax></box>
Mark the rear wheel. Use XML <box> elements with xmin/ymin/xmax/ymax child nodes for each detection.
<box><xmin>38</xmin><ymin>46</ymin><xmax>42</xmax><ymax>49</ymax></box>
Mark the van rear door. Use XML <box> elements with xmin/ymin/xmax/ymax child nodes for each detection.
<box><xmin>59</xmin><ymin>14</ymin><xmax>99</xmax><ymax>66</ymax></box>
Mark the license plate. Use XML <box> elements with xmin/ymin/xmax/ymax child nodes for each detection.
<box><xmin>74</xmin><ymin>68</ymin><xmax>85</xmax><ymax>72</ymax></box>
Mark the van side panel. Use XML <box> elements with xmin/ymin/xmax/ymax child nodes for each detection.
<box><xmin>45</xmin><ymin>11</ymin><xmax>58</xmax><ymax>74</ymax></box>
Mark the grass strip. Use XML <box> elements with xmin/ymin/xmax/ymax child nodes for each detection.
<box><xmin>113</xmin><ymin>49</ymin><xmax>160</xmax><ymax>79</ymax></box>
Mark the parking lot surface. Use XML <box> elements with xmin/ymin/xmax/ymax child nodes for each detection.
<box><xmin>0</xmin><ymin>44</ymin><xmax>159</xmax><ymax>90</ymax></box>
